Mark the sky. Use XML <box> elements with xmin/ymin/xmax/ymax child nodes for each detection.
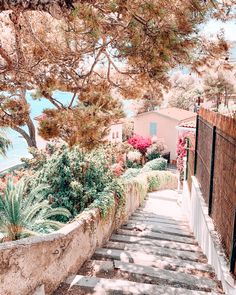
<box><xmin>201</xmin><ymin>20</ymin><xmax>236</xmax><ymax>42</ymax></box>
<box><xmin>201</xmin><ymin>19</ymin><xmax>236</xmax><ymax>60</ymax></box>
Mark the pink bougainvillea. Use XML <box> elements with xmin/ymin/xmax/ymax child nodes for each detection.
<box><xmin>176</xmin><ymin>132</ymin><xmax>190</xmax><ymax>172</ymax></box>
<box><xmin>128</xmin><ymin>135</ymin><xmax>152</xmax><ymax>155</ymax></box>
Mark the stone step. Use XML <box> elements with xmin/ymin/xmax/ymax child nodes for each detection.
<box><xmin>110</xmin><ymin>234</ymin><xmax>202</xmax><ymax>252</ymax></box>
<box><xmin>122</xmin><ymin>222</ymin><xmax>193</xmax><ymax>238</ymax></box>
<box><xmin>104</xmin><ymin>241</ymin><xmax>206</xmax><ymax>263</ymax></box>
<box><xmin>133</xmin><ymin>211</ymin><xmax>188</xmax><ymax>224</ymax></box>
<box><xmin>93</xmin><ymin>248</ymin><xmax>213</xmax><ymax>273</ymax></box>
<box><xmin>135</xmin><ymin>208</ymin><xmax>187</xmax><ymax>219</ymax></box>
<box><xmin>77</xmin><ymin>260</ymin><xmax>219</xmax><ymax>293</ymax></box>
<box><xmin>113</xmin><ymin>260</ymin><xmax>219</xmax><ymax>292</ymax></box>
<box><xmin>147</xmin><ymin>193</ymin><xmax>179</xmax><ymax>202</ymax></box>
<box><xmin>117</xmin><ymin>228</ymin><xmax>197</xmax><ymax>245</ymax></box>
<box><xmin>130</xmin><ymin>216</ymin><xmax>191</xmax><ymax>229</ymax></box>
<box><xmin>62</xmin><ymin>275</ymin><xmax>220</xmax><ymax>295</ymax></box>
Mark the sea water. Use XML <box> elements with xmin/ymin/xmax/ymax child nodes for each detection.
<box><xmin>0</xmin><ymin>91</ymin><xmax>74</xmax><ymax>171</ymax></box>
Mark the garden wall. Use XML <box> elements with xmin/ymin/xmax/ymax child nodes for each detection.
<box><xmin>182</xmin><ymin>177</ymin><xmax>236</xmax><ymax>295</ymax></box>
<box><xmin>0</xmin><ymin>171</ymin><xmax>177</xmax><ymax>295</ymax></box>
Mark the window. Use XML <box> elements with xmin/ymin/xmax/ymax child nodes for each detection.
<box><xmin>116</xmin><ymin>131</ymin><xmax>119</xmax><ymax>138</ymax></box>
<box><xmin>112</xmin><ymin>132</ymin><xmax>115</xmax><ymax>139</ymax></box>
<box><xmin>150</xmin><ymin>122</ymin><xmax>157</xmax><ymax>136</ymax></box>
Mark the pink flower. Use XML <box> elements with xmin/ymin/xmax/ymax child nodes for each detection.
<box><xmin>128</xmin><ymin>135</ymin><xmax>152</xmax><ymax>155</ymax></box>
<box><xmin>176</xmin><ymin>132</ymin><xmax>192</xmax><ymax>172</ymax></box>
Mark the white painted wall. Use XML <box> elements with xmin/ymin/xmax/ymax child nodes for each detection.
<box><xmin>106</xmin><ymin>124</ymin><xmax>123</xmax><ymax>143</ymax></box>
<box><xmin>182</xmin><ymin>177</ymin><xmax>236</xmax><ymax>295</ymax></box>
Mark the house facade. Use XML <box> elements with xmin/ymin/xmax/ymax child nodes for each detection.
<box><xmin>133</xmin><ymin>107</ymin><xmax>196</xmax><ymax>161</ymax></box>
<box><xmin>106</xmin><ymin>122</ymin><xmax>123</xmax><ymax>143</ymax></box>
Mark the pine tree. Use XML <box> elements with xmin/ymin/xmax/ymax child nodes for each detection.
<box><xmin>0</xmin><ymin>1</ymin><xmax>233</xmax><ymax>148</ymax></box>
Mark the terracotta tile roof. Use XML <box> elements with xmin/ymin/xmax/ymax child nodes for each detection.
<box><xmin>178</xmin><ymin>120</ymin><xmax>196</xmax><ymax>128</ymax></box>
<box><xmin>157</xmin><ymin>107</ymin><xmax>196</xmax><ymax>121</ymax></box>
<box><xmin>136</xmin><ymin>107</ymin><xmax>196</xmax><ymax>121</ymax></box>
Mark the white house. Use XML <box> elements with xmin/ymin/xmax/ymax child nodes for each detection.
<box><xmin>106</xmin><ymin>122</ymin><xmax>123</xmax><ymax>143</ymax></box>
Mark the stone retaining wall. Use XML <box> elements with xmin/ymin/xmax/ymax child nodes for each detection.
<box><xmin>0</xmin><ymin>182</ymin><xmax>143</xmax><ymax>295</ymax></box>
<box><xmin>0</xmin><ymin>171</ymin><xmax>177</xmax><ymax>295</ymax></box>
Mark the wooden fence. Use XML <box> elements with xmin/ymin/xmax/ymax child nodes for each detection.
<box><xmin>186</xmin><ymin>108</ymin><xmax>236</xmax><ymax>275</ymax></box>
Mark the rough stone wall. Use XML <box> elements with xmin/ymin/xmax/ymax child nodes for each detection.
<box><xmin>0</xmin><ymin>183</ymin><xmax>142</xmax><ymax>295</ymax></box>
<box><xmin>0</xmin><ymin>172</ymin><xmax>177</xmax><ymax>295</ymax></box>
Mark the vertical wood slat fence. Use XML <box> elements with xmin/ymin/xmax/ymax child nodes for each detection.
<box><xmin>186</xmin><ymin>108</ymin><xmax>236</xmax><ymax>275</ymax></box>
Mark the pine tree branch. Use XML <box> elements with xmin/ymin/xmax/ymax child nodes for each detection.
<box><xmin>0</xmin><ymin>0</ymin><xmax>77</xmax><ymax>14</ymax></box>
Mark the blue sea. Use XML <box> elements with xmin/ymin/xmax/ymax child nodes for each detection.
<box><xmin>0</xmin><ymin>91</ymin><xmax>76</xmax><ymax>171</ymax></box>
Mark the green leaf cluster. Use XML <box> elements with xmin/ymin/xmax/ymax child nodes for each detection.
<box><xmin>28</xmin><ymin>146</ymin><xmax>124</xmax><ymax>220</ymax></box>
<box><xmin>142</xmin><ymin>158</ymin><xmax>167</xmax><ymax>172</ymax></box>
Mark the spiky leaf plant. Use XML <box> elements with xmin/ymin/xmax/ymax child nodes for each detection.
<box><xmin>0</xmin><ymin>132</ymin><xmax>11</xmax><ymax>157</ymax></box>
<box><xmin>0</xmin><ymin>179</ymin><xmax>70</xmax><ymax>241</ymax></box>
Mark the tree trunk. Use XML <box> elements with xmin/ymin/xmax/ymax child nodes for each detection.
<box><xmin>27</xmin><ymin>118</ymin><xmax>37</xmax><ymax>148</ymax></box>
<box><xmin>13</xmin><ymin>126</ymin><xmax>37</xmax><ymax>148</ymax></box>
<box><xmin>17</xmin><ymin>88</ymin><xmax>37</xmax><ymax>148</ymax></box>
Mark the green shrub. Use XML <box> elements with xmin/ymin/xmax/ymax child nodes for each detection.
<box><xmin>21</xmin><ymin>147</ymin><xmax>47</xmax><ymax>171</ymax></box>
<box><xmin>122</xmin><ymin>170</ymin><xmax>177</xmax><ymax>198</ymax></box>
<box><xmin>125</xmin><ymin>159</ymin><xmax>142</xmax><ymax>169</ymax></box>
<box><xmin>142</xmin><ymin>157</ymin><xmax>167</xmax><ymax>172</ymax></box>
<box><xmin>146</xmin><ymin>152</ymin><xmax>160</xmax><ymax>161</ymax></box>
<box><xmin>121</xmin><ymin>168</ymin><xmax>141</xmax><ymax>179</ymax></box>
<box><xmin>147</xmin><ymin>174</ymin><xmax>161</xmax><ymax>192</ymax></box>
<box><xmin>146</xmin><ymin>141</ymin><xmax>166</xmax><ymax>161</ymax></box>
<box><xmin>28</xmin><ymin>146</ymin><xmax>124</xmax><ymax>220</ymax></box>
<box><xmin>124</xmin><ymin>175</ymin><xmax>149</xmax><ymax>204</ymax></box>
<box><xmin>146</xmin><ymin>171</ymin><xmax>178</xmax><ymax>191</ymax></box>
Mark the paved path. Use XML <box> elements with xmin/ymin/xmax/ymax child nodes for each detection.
<box><xmin>54</xmin><ymin>190</ymin><xmax>224</xmax><ymax>295</ymax></box>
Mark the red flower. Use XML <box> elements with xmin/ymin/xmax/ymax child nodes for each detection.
<box><xmin>128</xmin><ymin>135</ymin><xmax>152</xmax><ymax>155</ymax></box>
<box><xmin>176</xmin><ymin>132</ymin><xmax>191</xmax><ymax>172</ymax></box>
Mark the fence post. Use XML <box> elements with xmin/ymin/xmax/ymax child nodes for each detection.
<box><xmin>194</xmin><ymin>115</ymin><xmax>199</xmax><ymax>175</ymax></box>
<box><xmin>230</xmin><ymin>208</ymin><xmax>236</xmax><ymax>275</ymax></box>
<box><xmin>208</xmin><ymin>126</ymin><xmax>216</xmax><ymax>216</ymax></box>
<box><xmin>185</xmin><ymin>138</ymin><xmax>189</xmax><ymax>181</ymax></box>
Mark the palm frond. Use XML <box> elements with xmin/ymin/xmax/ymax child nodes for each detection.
<box><xmin>33</xmin><ymin>219</ymin><xmax>65</xmax><ymax>231</ymax></box>
<box><xmin>42</xmin><ymin>207</ymin><xmax>71</xmax><ymax>219</ymax></box>
<box><xmin>0</xmin><ymin>133</ymin><xmax>11</xmax><ymax>157</ymax></box>
<box><xmin>0</xmin><ymin>178</ymin><xmax>69</xmax><ymax>241</ymax></box>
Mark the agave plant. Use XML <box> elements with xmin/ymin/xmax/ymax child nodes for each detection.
<box><xmin>0</xmin><ymin>179</ymin><xmax>71</xmax><ymax>241</ymax></box>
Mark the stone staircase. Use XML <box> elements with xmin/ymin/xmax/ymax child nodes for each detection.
<box><xmin>53</xmin><ymin>190</ymin><xmax>224</xmax><ymax>295</ymax></box>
